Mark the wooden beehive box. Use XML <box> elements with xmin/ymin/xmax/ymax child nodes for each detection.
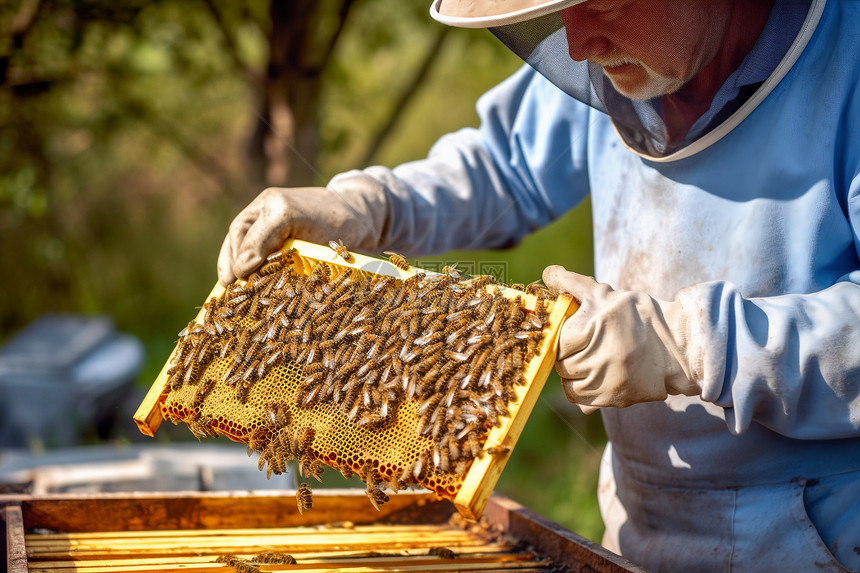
<box><xmin>134</xmin><ymin>239</ymin><xmax>578</xmax><ymax>520</ymax></box>
<box><xmin>1</xmin><ymin>490</ymin><xmax>648</xmax><ymax>572</ymax></box>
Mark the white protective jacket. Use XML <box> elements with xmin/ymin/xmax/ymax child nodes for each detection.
<box><xmin>329</xmin><ymin>0</ymin><xmax>860</xmax><ymax>569</ymax></box>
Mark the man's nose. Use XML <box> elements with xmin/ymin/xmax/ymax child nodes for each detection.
<box><xmin>560</xmin><ymin>6</ymin><xmax>613</xmax><ymax>61</ymax></box>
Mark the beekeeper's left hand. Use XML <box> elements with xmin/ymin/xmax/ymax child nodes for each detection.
<box><xmin>542</xmin><ymin>265</ymin><xmax>702</xmax><ymax>412</ymax></box>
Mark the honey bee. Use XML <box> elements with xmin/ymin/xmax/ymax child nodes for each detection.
<box><xmin>402</xmin><ymin>366</ymin><xmax>418</xmax><ymax>400</ymax></box>
<box><xmin>269</xmin><ymin>448</ymin><xmax>287</xmax><ymax>476</ymax></box>
<box><xmin>433</xmin><ymin>444</ymin><xmax>451</xmax><ymax>472</ymax></box>
<box><xmin>390</xmin><ymin>283</ymin><xmax>410</xmax><ymax>308</ymax></box>
<box><xmin>246</xmin><ymin>427</ymin><xmax>269</xmax><ymax>456</ymax></box>
<box><xmin>176</xmin><ymin>320</ymin><xmax>197</xmax><ymax>340</ymax></box>
<box><xmin>166</xmin><ymin>371</ymin><xmax>182</xmax><ymax>393</ymax></box>
<box><xmin>265</xmin><ymin>249</ymin><xmax>286</xmax><ymax>265</ymax></box>
<box><xmin>429</xmin><ymin>547</ymin><xmax>456</xmax><ymax>559</ymax></box>
<box><xmin>471</xmin><ymin>274</ymin><xmax>496</xmax><ymax>289</ymax></box>
<box><xmin>365</xmin><ymin>486</ymin><xmax>389</xmax><ymax>511</ymax></box>
<box><xmin>256</xmin><ymin>446</ymin><xmax>273</xmax><ymax>475</ymax></box>
<box><xmin>211</xmin><ymin>313</ymin><xmax>234</xmax><ymax>337</ymax></box>
<box><xmin>264</xmin><ymin>347</ymin><xmax>283</xmax><ymax>367</ymax></box>
<box><xmin>421</xmin><ymin>341</ymin><xmax>445</xmax><ymax>360</ymax></box>
<box><xmin>369</xmin><ymin>275</ymin><xmax>395</xmax><ymax>295</ymax></box>
<box><xmin>296</xmin><ymin>482</ymin><xmax>313</xmax><ymax>515</ymax></box>
<box><xmin>445</xmin><ymin>310</ymin><xmax>469</xmax><ymax>325</ymax></box>
<box><xmin>485</xmin><ymin>445</ymin><xmax>511</xmax><ymax>457</ymax></box>
<box><xmin>329</xmin><ymin>267</ymin><xmax>354</xmax><ymax>291</ymax></box>
<box><xmin>228</xmin><ymin>291</ymin><xmax>251</xmax><ymax>310</ymax></box>
<box><xmin>190</xmin><ymin>378</ymin><xmax>217</xmax><ymax>412</ymax></box>
<box><xmin>384</xmin><ymin>251</ymin><xmax>410</xmax><ymax>271</ymax></box>
<box><xmin>448</xmin><ymin>435</ymin><xmax>461</xmax><ymax>462</ymax></box>
<box><xmin>298</xmin><ymin>428</ymin><xmax>316</xmax><ymax>452</ymax></box>
<box><xmin>414</xmin><ymin>330</ymin><xmax>443</xmax><ymax>347</ymax></box>
<box><xmin>442</xmin><ymin>265</ymin><xmax>462</xmax><ymax>281</ymax></box>
<box><xmin>315</xmin><ymin>261</ymin><xmax>334</xmax><ymax>280</ymax></box>
<box><xmin>237</xmin><ymin>379</ymin><xmax>257</xmax><ymax>404</ymax></box>
<box><xmin>329</xmin><ymin>239</ymin><xmax>353</xmax><ymax>262</ymax></box>
<box><xmin>386</xmin><ymin>475</ymin><xmax>403</xmax><ymax>494</ymax></box>
<box><xmin>216</xmin><ymin>554</ymin><xmax>254</xmax><ymax>570</ymax></box>
<box><xmin>489</xmin><ymin>338</ymin><xmax>517</xmax><ymax>361</ymax></box>
<box><xmin>412</xmin><ymin>451</ymin><xmax>428</xmax><ymax>480</ymax></box>
<box><xmin>465</xmin><ymin>432</ymin><xmax>483</xmax><ymax>458</ymax></box>
<box><xmin>417</xmin><ymin>394</ymin><xmax>440</xmax><ymax>417</ymax></box>
<box><xmin>512</xmin><ymin>345</ymin><xmax>524</xmax><ymax>370</ymax></box>
<box><xmin>299</xmin><ymin>381</ymin><xmax>322</xmax><ymax>408</ymax></box>
<box><xmin>255</xmin><ymin>553</ymin><xmax>296</xmax><ymax>565</ymax></box>
<box><xmin>266</xmin><ymin>401</ymin><xmax>291</xmax><ymax>429</ymax></box>
<box><xmin>187</xmin><ymin>419</ymin><xmax>217</xmax><ymax>441</ymax></box>
<box><xmin>302</xmin><ymin>458</ymin><xmax>325</xmax><ymax>483</ymax></box>
<box><xmin>525</xmin><ymin>280</ymin><xmax>550</xmax><ymax>296</ymax></box>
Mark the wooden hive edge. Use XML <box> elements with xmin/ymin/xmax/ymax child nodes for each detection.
<box><xmin>3</xmin><ymin>503</ymin><xmax>27</xmax><ymax>573</ymax></box>
<box><xmin>2</xmin><ymin>491</ymin><xmax>645</xmax><ymax>572</ymax></box>
<box><xmin>0</xmin><ymin>490</ymin><xmax>452</xmax><ymax>532</ymax></box>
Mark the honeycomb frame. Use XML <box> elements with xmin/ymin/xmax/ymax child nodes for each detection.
<box><xmin>134</xmin><ymin>239</ymin><xmax>577</xmax><ymax>520</ymax></box>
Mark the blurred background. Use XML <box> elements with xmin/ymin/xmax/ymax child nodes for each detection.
<box><xmin>0</xmin><ymin>0</ymin><xmax>605</xmax><ymax>541</ymax></box>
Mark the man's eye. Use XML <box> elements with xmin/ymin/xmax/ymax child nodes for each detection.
<box><xmin>584</xmin><ymin>0</ymin><xmax>632</xmax><ymax>19</ymax></box>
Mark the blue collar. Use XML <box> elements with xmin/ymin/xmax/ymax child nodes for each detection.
<box><xmin>686</xmin><ymin>0</ymin><xmax>812</xmax><ymax>141</ymax></box>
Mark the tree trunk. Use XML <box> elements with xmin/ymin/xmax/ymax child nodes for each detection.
<box><xmin>248</xmin><ymin>2</ymin><xmax>323</xmax><ymax>191</ymax></box>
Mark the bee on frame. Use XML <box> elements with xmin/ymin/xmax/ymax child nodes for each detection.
<box><xmin>329</xmin><ymin>239</ymin><xmax>353</xmax><ymax>262</ymax></box>
<box><xmin>384</xmin><ymin>251</ymin><xmax>410</xmax><ymax>271</ymax></box>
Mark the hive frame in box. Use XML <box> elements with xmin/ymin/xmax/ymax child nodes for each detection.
<box><xmin>134</xmin><ymin>239</ymin><xmax>578</xmax><ymax>520</ymax></box>
<box><xmin>1</xmin><ymin>490</ymin><xmax>648</xmax><ymax>572</ymax></box>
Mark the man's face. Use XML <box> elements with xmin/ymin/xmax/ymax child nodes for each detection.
<box><xmin>560</xmin><ymin>0</ymin><xmax>729</xmax><ymax>100</ymax></box>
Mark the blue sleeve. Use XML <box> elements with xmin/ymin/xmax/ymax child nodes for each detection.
<box><xmin>331</xmin><ymin>65</ymin><xmax>591</xmax><ymax>256</ymax></box>
<box><xmin>691</xmin><ymin>168</ymin><xmax>860</xmax><ymax>438</ymax></box>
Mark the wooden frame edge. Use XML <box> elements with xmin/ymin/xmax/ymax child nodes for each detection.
<box><xmin>453</xmin><ymin>293</ymin><xmax>578</xmax><ymax>520</ymax></box>
<box><xmin>2</xmin><ymin>503</ymin><xmax>27</xmax><ymax>573</ymax></box>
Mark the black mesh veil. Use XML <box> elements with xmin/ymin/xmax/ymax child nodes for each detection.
<box><xmin>490</xmin><ymin>12</ymin><xmax>681</xmax><ymax>157</ymax></box>
<box><xmin>433</xmin><ymin>0</ymin><xmax>815</xmax><ymax>159</ymax></box>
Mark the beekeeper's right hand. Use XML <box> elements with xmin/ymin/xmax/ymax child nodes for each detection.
<box><xmin>217</xmin><ymin>183</ymin><xmax>389</xmax><ymax>286</ymax></box>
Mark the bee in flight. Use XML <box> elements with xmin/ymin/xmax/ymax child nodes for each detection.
<box><xmin>384</xmin><ymin>251</ymin><xmax>410</xmax><ymax>271</ymax></box>
<box><xmin>296</xmin><ymin>482</ymin><xmax>313</xmax><ymax>514</ymax></box>
<box><xmin>329</xmin><ymin>239</ymin><xmax>353</xmax><ymax>262</ymax></box>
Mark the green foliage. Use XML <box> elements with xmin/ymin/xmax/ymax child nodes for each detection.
<box><xmin>0</xmin><ymin>0</ymin><xmax>605</xmax><ymax>541</ymax></box>
<box><xmin>1</xmin><ymin>0</ymin><xmax>247</xmax><ymax>338</ymax></box>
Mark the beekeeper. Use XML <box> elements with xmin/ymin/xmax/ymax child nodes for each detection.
<box><xmin>217</xmin><ymin>0</ymin><xmax>860</xmax><ymax>570</ymax></box>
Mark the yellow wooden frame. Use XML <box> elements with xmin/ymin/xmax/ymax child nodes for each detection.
<box><xmin>133</xmin><ymin>239</ymin><xmax>577</xmax><ymax>520</ymax></box>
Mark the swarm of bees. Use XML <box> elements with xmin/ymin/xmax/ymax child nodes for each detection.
<box><xmin>163</xmin><ymin>243</ymin><xmax>555</xmax><ymax>513</ymax></box>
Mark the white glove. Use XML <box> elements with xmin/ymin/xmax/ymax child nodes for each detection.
<box><xmin>217</xmin><ymin>180</ymin><xmax>388</xmax><ymax>286</ymax></box>
<box><xmin>542</xmin><ymin>265</ymin><xmax>702</xmax><ymax>412</ymax></box>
